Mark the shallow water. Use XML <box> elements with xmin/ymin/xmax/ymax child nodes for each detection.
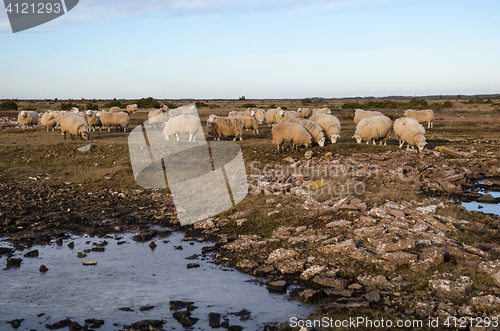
<box><xmin>462</xmin><ymin>201</ymin><xmax>500</xmax><ymax>216</ymax></box>
<box><xmin>0</xmin><ymin>232</ymin><xmax>312</xmax><ymax>330</ymax></box>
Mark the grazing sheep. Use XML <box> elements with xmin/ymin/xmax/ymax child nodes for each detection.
<box><xmin>161</xmin><ymin>105</ymin><xmax>169</xmax><ymax>111</ymax></box>
<box><xmin>394</xmin><ymin>117</ymin><xmax>427</xmax><ymax>151</ymax></box>
<box><xmin>286</xmin><ymin>118</ymin><xmax>326</xmax><ymax>147</ymax></box>
<box><xmin>229</xmin><ymin>110</ymin><xmax>252</xmax><ymax>117</ymax></box>
<box><xmin>353</xmin><ymin>115</ymin><xmax>392</xmax><ymax>145</ymax></box>
<box><xmin>265</xmin><ymin>107</ymin><xmax>281</xmax><ymax>127</ymax></box>
<box><xmin>312</xmin><ymin>108</ymin><xmax>331</xmax><ymax>115</ymax></box>
<box><xmin>297</xmin><ymin>108</ymin><xmax>312</xmax><ymax>118</ymax></box>
<box><xmin>276</xmin><ymin>110</ymin><xmax>299</xmax><ymax>123</ymax></box>
<box><xmin>126</xmin><ymin>104</ymin><xmax>138</xmax><ymax>113</ymax></box>
<box><xmin>233</xmin><ymin>115</ymin><xmax>259</xmax><ymax>134</ymax></box>
<box><xmin>100</xmin><ymin>111</ymin><xmax>130</xmax><ymax>132</ymax></box>
<box><xmin>40</xmin><ymin>111</ymin><xmax>57</xmax><ymax>131</ymax></box>
<box><xmin>404</xmin><ymin>109</ymin><xmax>434</xmax><ymax>128</ymax></box>
<box><xmin>59</xmin><ymin>113</ymin><xmax>89</xmax><ymax>140</ymax></box>
<box><xmin>17</xmin><ymin>110</ymin><xmax>39</xmax><ymax>127</ymax></box>
<box><xmin>70</xmin><ymin>107</ymin><xmax>79</xmax><ymax>113</ymax></box>
<box><xmin>148</xmin><ymin>108</ymin><xmax>167</xmax><ymax>128</ymax></box>
<box><xmin>309</xmin><ymin>114</ymin><xmax>341</xmax><ymax>144</ymax></box>
<box><xmin>353</xmin><ymin>108</ymin><xmax>383</xmax><ymax>125</ymax></box>
<box><xmin>207</xmin><ymin>115</ymin><xmax>243</xmax><ymax>141</ymax></box>
<box><xmin>109</xmin><ymin>106</ymin><xmax>121</xmax><ymax>113</ymax></box>
<box><xmin>53</xmin><ymin>111</ymin><xmax>68</xmax><ymax>127</ymax></box>
<box><xmin>74</xmin><ymin>112</ymin><xmax>87</xmax><ymax>121</ymax></box>
<box><xmin>252</xmin><ymin>108</ymin><xmax>266</xmax><ymax>124</ymax></box>
<box><xmin>86</xmin><ymin>110</ymin><xmax>102</xmax><ymax>131</ymax></box>
<box><xmin>163</xmin><ymin>115</ymin><xmax>201</xmax><ymax>141</ymax></box>
<box><xmin>272</xmin><ymin>122</ymin><xmax>312</xmax><ymax>153</ymax></box>
<box><xmin>166</xmin><ymin>105</ymin><xmax>196</xmax><ymax>119</ymax></box>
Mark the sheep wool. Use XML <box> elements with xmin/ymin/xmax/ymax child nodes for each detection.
<box><xmin>59</xmin><ymin>113</ymin><xmax>89</xmax><ymax>140</ymax></box>
<box><xmin>100</xmin><ymin>111</ymin><xmax>130</xmax><ymax>132</ymax></box>
<box><xmin>233</xmin><ymin>116</ymin><xmax>259</xmax><ymax>134</ymax></box>
<box><xmin>404</xmin><ymin>109</ymin><xmax>434</xmax><ymax>128</ymax></box>
<box><xmin>126</xmin><ymin>104</ymin><xmax>138</xmax><ymax>113</ymax></box>
<box><xmin>86</xmin><ymin>110</ymin><xmax>102</xmax><ymax>131</ymax></box>
<box><xmin>353</xmin><ymin>109</ymin><xmax>383</xmax><ymax>125</ymax></box>
<box><xmin>265</xmin><ymin>107</ymin><xmax>281</xmax><ymax>126</ymax></box>
<box><xmin>163</xmin><ymin>115</ymin><xmax>201</xmax><ymax>141</ymax></box>
<box><xmin>148</xmin><ymin>109</ymin><xmax>167</xmax><ymax>128</ymax></box>
<box><xmin>17</xmin><ymin>110</ymin><xmax>39</xmax><ymax>127</ymax></box>
<box><xmin>394</xmin><ymin>117</ymin><xmax>427</xmax><ymax>151</ymax></box>
<box><xmin>276</xmin><ymin>110</ymin><xmax>299</xmax><ymax>123</ymax></box>
<box><xmin>166</xmin><ymin>105</ymin><xmax>196</xmax><ymax>119</ymax></box>
<box><xmin>309</xmin><ymin>114</ymin><xmax>341</xmax><ymax>144</ymax></box>
<box><xmin>40</xmin><ymin>111</ymin><xmax>57</xmax><ymax>131</ymax></box>
<box><xmin>207</xmin><ymin>115</ymin><xmax>243</xmax><ymax>141</ymax></box>
<box><xmin>297</xmin><ymin>108</ymin><xmax>312</xmax><ymax>118</ymax></box>
<box><xmin>312</xmin><ymin>108</ymin><xmax>331</xmax><ymax>115</ymax></box>
<box><xmin>353</xmin><ymin>115</ymin><xmax>392</xmax><ymax>145</ymax></box>
<box><xmin>272</xmin><ymin>122</ymin><xmax>312</xmax><ymax>152</ymax></box>
<box><xmin>229</xmin><ymin>110</ymin><xmax>252</xmax><ymax>117</ymax></box>
<box><xmin>109</xmin><ymin>107</ymin><xmax>121</xmax><ymax>113</ymax></box>
<box><xmin>286</xmin><ymin>118</ymin><xmax>326</xmax><ymax>147</ymax></box>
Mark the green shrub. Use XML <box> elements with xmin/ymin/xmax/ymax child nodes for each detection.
<box><xmin>103</xmin><ymin>98</ymin><xmax>123</xmax><ymax>108</ymax></box>
<box><xmin>163</xmin><ymin>102</ymin><xmax>178</xmax><ymax>109</ymax></box>
<box><xmin>86</xmin><ymin>102</ymin><xmax>99</xmax><ymax>111</ymax></box>
<box><xmin>60</xmin><ymin>102</ymin><xmax>79</xmax><ymax>111</ymax></box>
<box><xmin>0</xmin><ymin>100</ymin><xmax>18</xmax><ymax>110</ymax></box>
<box><xmin>195</xmin><ymin>102</ymin><xmax>210</xmax><ymax>108</ymax></box>
<box><xmin>136</xmin><ymin>97</ymin><xmax>160</xmax><ymax>109</ymax></box>
<box><xmin>241</xmin><ymin>103</ymin><xmax>257</xmax><ymax>108</ymax></box>
<box><xmin>442</xmin><ymin>100</ymin><xmax>453</xmax><ymax>108</ymax></box>
<box><xmin>209</xmin><ymin>104</ymin><xmax>221</xmax><ymax>109</ymax></box>
<box><xmin>268</xmin><ymin>104</ymin><xmax>276</xmax><ymax>108</ymax></box>
<box><xmin>341</xmin><ymin>102</ymin><xmax>363</xmax><ymax>109</ymax></box>
<box><xmin>281</xmin><ymin>106</ymin><xmax>288</xmax><ymax>110</ymax></box>
<box><xmin>429</xmin><ymin>102</ymin><xmax>442</xmax><ymax>110</ymax></box>
<box><xmin>409</xmin><ymin>97</ymin><xmax>428</xmax><ymax>108</ymax></box>
<box><xmin>301</xmin><ymin>99</ymin><xmax>311</xmax><ymax>106</ymax></box>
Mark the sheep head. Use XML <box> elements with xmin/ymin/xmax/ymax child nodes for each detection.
<box><xmin>353</xmin><ymin>134</ymin><xmax>362</xmax><ymax>144</ymax></box>
<box><xmin>21</xmin><ymin>111</ymin><xmax>27</xmax><ymax>117</ymax></box>
<box><xmin>318</xmin><ymin>136</ymin><xmax>326</xmax><ymax>147</ymax></box>
<box><xmin>330</xmin><ymin>134</ymin><xmax>340</xmax><ymax>144</ymax></box>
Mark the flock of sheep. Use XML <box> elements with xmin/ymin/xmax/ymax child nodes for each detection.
<box><xmin>17</xmin><ymin>104</ymin><xmax>138</xmax><ymax>140</ymax></box>
<box><xmin>16</xmin><ymin>102</ymin><xmax>435</xmax><ymax>153</ymax></box>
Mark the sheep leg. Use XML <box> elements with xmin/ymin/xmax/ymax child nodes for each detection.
<box><xmin>366</xmin><ymin>141</ymin><xmax>368</xmax><ymax>145</ymax></box>
<box><xmin>188</xmin><ymin>134</ymin><xmax>192</xmax><ymax>141</ymax></box>
<box><xmin>373</xmin><ymin>140</ymin><xmax>376</xmax><ymax>145</ymax></box>
<box><xmin>176</xmin><ymin>133</ymin><xmax>179</xmax><ymax>141</ymax></box>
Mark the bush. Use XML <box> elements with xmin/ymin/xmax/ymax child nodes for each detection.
<box><xmin>163</xmin><ymin>102</ymin><xmax>178</xmax><ymax>109</ymax></box>
<box><xmin>195</xmin><ymin>102</ymin><xmax>210</xmax><ymax>108</ymax></box>
<box><xmin>268</xmin><ymin>104</ymin><xmax>276</xmax><ymax>108</ymax></box>
<box><xmin>136</xmin><ymin>97</ymin><xmax>160</xmax><ymax>109</ymax></box>
<box><xmin>209</xmin><ymin>104</ymin><xmax>221</xmax><ymax>109</ymax></box>
<box><xmin>60</xmin><ymin>102</ymin><xmax>79</xmax><ymax>111</ymax></box>
<box><xmin>103</xmin><ymin>98</ymin><xmax>123</xmax><ymax>109</ymax></box>
<box><xmin>442</xmin><ymin>100</ymin><xmax>453</xmax><ymax>108</ymax></box>
<box><xmin>241</xmin><ymin>103</ymin><xmax>257</xmax><ymax>108</ymax></box>
<box><xmin>301</xmin><ymin>99</ymin><xmax>311</xmax><ymax>106</ymax></box>
<box><xmin>86</xmin><ymin>102</ymin><xmax>99</xmax><ymax>111</ymax></box>
<box><xmin>409</xmin><ymin>98</ymin><xmax>428</xmax><ymax>108</ymax></box>
<box><xmin>239</xmin><ymin>96</ymin><xmax>246</xmax><ymax>100</ymax></box>
<box><xmin>341</xmin><ymin>102</ymin><xmax>363</xmax><ymax>109</ymax></box>
<box><xmin>0</xmin><ymin>100</ymin><xmax>18</xmax><ymax>110</ymax></box>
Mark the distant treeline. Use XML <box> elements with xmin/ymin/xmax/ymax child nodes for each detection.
<box><xmin>341</xmin><ymin>98</ymin><xmax>453</xmax><ymax>110</ymax></box>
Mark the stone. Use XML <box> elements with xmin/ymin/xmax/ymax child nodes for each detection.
<box><xmin>305</xmin><ymin>151</ymin><xmax>313</xmax><ymax>159</ymax></box>
<box><xmin>300</xmin><ymin>289</ymin><xmax>321</xmax><ymax>301</ymax></box>
<box><xmin>140</xmin><ymin>306</ymin><xmax>155</xmax><ymax>311</ymax></box>
<box><xmin>357</xmin><ymin>275</ymin><xmax>388</xmax><ymax>291</ymax></box>
<box><xmin>46</xmin><ymin>319</ymin><xmax>73</xmax><ymax>330</ymax></box>
<box><xmin>324</xmin><ymin>289</ymin><xmax>354</xmax><ymax>297</ymax></box>
<box><xmin>326</xmin><ymin>220</ymin><xmax>352</xmax><ymax>228</ymax></box>
<box><xmin>83</xmin><ymin>260</ymin><xmax>97</xmax><ymax>266</ymax></box>
<box><xmin>364</xmin><ymin>290</ymin><xmax>381</xmax><ymax>303</ymax></box>
<box><xmin>209</xmin><ymin>313</ymin><xmax>221</xmax><ymax>327</ymax></box>
<box><xmin>478</xmin><ymin>194</ymin><xmax>496</xmax><ymax>203</ymax></box>
<box><xmin>267</xmin><ymin>280</ymin><xmax>288</xmax><ymax>292</ymax></box>
<box><xmin>354</xmin><ymin>226</ymin><xmax>385</xmax><ymax>238</ymax></box>
<box><xmin>236</xmin><ymin>259</ymin><xmax>258</xmax><ymax>269</ymax></box>
<box><xmin>187</xmin><ymin>263</ymin><xmax>200</xmax><ymax>269</ymax></box>
<box><xmin>319</xmin><ymin>239</ymin><xmax>357</xmax><ymax>254</ymax></box>
<box><xmin>276</xmin><ymin>260</ymin><xmax>305</xmax><ymax>274</ymax></box>
<box><xmin>429</xmin><ymin>276</ymin><xmax>473</xmax><ymax>298</ymax></box>
<box><xmin>471</xmin><ymin>295</ymin><xmax>500</xmax><ymax>311</ymax></box>
<box><xmin>23</xmin><ymin>249</ymin><xmax>38</xmax><ymax>257</ymax></box>
<box><xmin>76</xmin><ymin>144</ymin><xmax>96</xmax><ymax>153</ymax></box>
<box><xmin>149</xmin><ymin>241</ymin><xmax>157</xmax><ymax>249</ymax></box>
<box><xmin>7</xmin><ymin>319</ymin><xmax>23</xmax><ymax>329</ymax></box>
<box><xmin>193</xmin><ymin>219</ymin><xmax>216</xmax><ymax>230</ymax></box>
<box><xmin>173</xmin><ymin>310</ymin><xmax>198</xmax><ymax>327</ymax></box>
<box><xmin>300</xmin><ymin>265</ymin><xmax>327</xmax><ymax>281</ymax></box>
<box><xmin>381</xmin><ymin>252</ymin><xmax>417</xmax><ymax>265</ymax></box>
<box><xmin>415</xmin><ymin>301</ymin><xmax>436</xmax><ymax>319</ymax></box>
<box><xmin>265</xmin><ymin>248</ymin><xmax>299</xmax><ymax>264</ymax></box>
<box><xmin>254</xmin><ymin>265</ymin><xmax>275</xmax><ymax>275</ymax></box>
<box><xmin>411</xmin><ymin>247</ymin><xmax>445</xmax><ymax>271</ymax></box>
<box><xmin>170</xmin><ymin>301</ymin><xmax>196</xmax><ymax>311</ymax></box>
<box><xmin>6</xmin><ymin>257</ymin><xmax>22</xmax><ymax>267</ymax></box>
<box><xmin>376</xmin><ymin>239</ymin><xmax>415</xmax><ymax>254</ymax></box>
<box><xmin>311</xmin><ymin>275</ymin><xmax>348</xmax><ymax>289</ymax></box>
<box><xmin>39</xmin><ymin>264</ymin><xmax>49</xmax><ymax>273</ymax></box>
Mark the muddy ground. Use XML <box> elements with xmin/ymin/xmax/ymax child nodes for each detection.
<box><xmin>1</xmin><ymin>98</ymin><xmax>500</xmax><ymax>330</ymax></box>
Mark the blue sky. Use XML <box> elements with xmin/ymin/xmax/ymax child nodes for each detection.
<box><xmin>1</xmin><ymin>0</ymin><xmax>499</xmax><ymax>99</ymax></box>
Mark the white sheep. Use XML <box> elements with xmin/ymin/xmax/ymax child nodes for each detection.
<box><xmin>233</xmin><ymin>115</ymin><xmax>259</xmax><ymax>134</ymax></box>
<box><xmin>17</xmin><ymin>110</ymin><xmax>39</xmax><ymax>127</ymax></box>
<box><xmin>207</xmin><ymin>115</ymin><xmax>243</xmax><ymax>141</ymax></box>
<box><xmin>404</xmin><ymin>109</ymin><xmax>434</xmax><ymax>128</ymax></box>
<box><xmin>353</xmin><ymin>108</ymin><xmax>383</xmax><ymax>125</ymax></box>
<box><xmin>166</xmin><ymin>105</ymin><xmax>196</xmax><ymax>119</ymax></box>
<box><xmin>109</xmin><ymin>106</ymin><xmax>121</xmax><ymax>113</ymax></box>
<box><xmin>40</xmin><ymin>111</ymin><xmax>57</xmax><ymax>131</ymax></box>
<box><xmin>286</xmin><ymin>118</ymin><xmax>326</xmax><ymax>147</ymax></box>
<box><xmin>59</xmin><ymin>113</ymin><xmax>89</xmax><ymax>140</ymax></box>
<box><xmin>100</xmin><ymin>111</ymin><xmax>130</xmax><ymax>132</ymax></box>
<box><xmin>394</xmin><ymin>117</ymin><xmax>427</xmax><ymax>151</ymax></box>
<box><xmin>70</xmin><ymin>107</ymin><xmax>79</xmax><ymax>113</ymax></box>
<box><xmin>229</xmin><ymin>110</ymin><xmax>252</xmax><ymax>117</ymax></box>
<box><xmin>276</xmin><ymin>109</ymin><xmax>299</xmax><ymax>123</ymax></box>
<box><xmin>265</xmin><ymin>107</ymin><xmax>281</xmax><ymax>127</ymax></box>
<box><xmin>163</xmin><ymin>115</ymin><xmax>201</xmax><ymax>141</ymax></box>
<box><xmin>148</xmin><ymin>108</ymin><xmax>167</xmax><ymax>128</ymax></box>
<box><xmin>86</xmin><ymin>110</ymin><xmax>102</xmax><ymax>131</ymax></box>
<box><xmin>309</xmin><ymin>114</ymin><xmax>341</xmax><ymax>144</ymax></box>
<box><xmin>297</xmin><ymin>108</ymin><xmax>312</xmax><ymax>118</ymax></box>
<box><xmin>250</xmin><ymin>108</ymin><xmax>266</xmax><ymax>124</ymax></box>
<box><xmin>353</xmin><ymin>115</ymin><xmax>392</xmax><ymax>145</ymax></box>
<box><xmin>126</xmin><ymin>104</ymin><xmax>138</xmax><ymax>113</ymax></box>
<box><xmin>312</xmin><ymin>107</ymin><xmax>331</xmax><ymax>115</ymax></box>
<box><xmin>272</xmin><ymin>122</ymin><xmax>312</xmax><ymax>152</ymax></box>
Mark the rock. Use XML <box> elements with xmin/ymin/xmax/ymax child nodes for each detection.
<box><xmin>235</xmin><ymin>219</ymin><xmax>246</xmax><ymax>227</ymax></box>
<box><xmin>170</xmin><ymin>301</ymin><xmax>196</xmax><ymax>311</ymax></box>
<box><xmin>364</xmin><ymin>290</ymin><xmax>381</xmax><ymax>303</ymax></box>
<box><xmin>228</xmin><ymin>326</ymin><xmax>243</xmax><ymax>331</ymax></box>
<box><xmin>429</xmin><ymin>276</ymin><xmax>473</xmax><ymax>298</ymax></box>
<box><xmin>77</xmin><ymin>252</ymin><xmax>87</xmax><ymax>258</ymax></box>
<box><xmin>7</xmin><ymin>319</ymin><xmax>23</xmax><ymax>329</ymax></box>
<box><xmin>376</xmin><ymin>239</ymin><xmax>415</xmax><ymax>254</ymax></box>
<box><xmin>304</xmin><ymin>151</ymin><xmax>313</xmax><ymax>159</ymax></box>
<box><xmin>267</xmin><ymin>280</ymin><xmax>288</xmax><ymax>292</ymax></box>
<box><xmin>193</xmin><ymin>219</ymin><xmax>216</xmax><ymax>230</ymax></box>
<box><xmin>319</xmin><ymin>239</ymin><xmax>357</xmax><ymax>255</ymax></box>
<box><xmin>300</xmin><ymin>265</ymin><xmax>327</xmax><ymax>281</ymax></box>
<box><xmin>357</xmin><ymin>275</ymin><xmax>388</xmax><ymax>291</ymax></box>
<box><xmin>46</xmin><ymin>319</ymin><xmax>74</xmax><ymax>330</ymax></box>
<box><xmin>411</xmin><ymin>247</ymin><xmax>445</xmax><ymax>271</ymax></box>
<box><xmin>69</xmin><ymin>322</ymin><xmax>82</xmax><ymax>330</ymax></box>
<box><xmin>236</xmin><ymin>259</ymin><xmax>258</xmax><ymax>269</ymax></box>
<box><xmin>478</xmin><ymin>194</ymin><xmax>496</xmax><ymax>203</ymax></box>
<box><xmin>149</xmin><ymin>241</ymin><xmax>157</xmax><ymax>249</ymax></box>
<box><xmin>354</xmin><ymin>226</ymin><xmax>385</xmax><ymax>238</ymax></box>
<box><xmin>187</xmin><ymin>263</ymin><xmax>200</xmax><ymax>269</ymax></box>
<box><xmin>300</xmin><ymin>289</ymin><xmax>321</xmax><ymax>301</ymax></box>
<box><xmin>119</xmin><ymin>307</ymin><xmax>134</xmax><ymax>311</ymax></box>
<box><xmin>173</xmin><ymin>310</ymin><xmax>199</xmax><ymax>327</ymax></box>
<box><xmin>311</xmin><ymin>275</ymin><xmax>348</xmax><ymax>289</ymax></box>
<box><xmin>83</xmin><ymin>260</ymin><xmax>97</xmax><ymax>266</ymax></box>
<box><xmin>209</xmin><ymin>313</ymin><xmax>221</xmax><ymax>327</ymax></box>
<box><xmin>140</xmin><ymin>306</ymin><xmax>155</xmax><ymax>311</ymax></box>
<box><xmin>67</xmin><ymin>242</ymin><xmax>75</xmax><ymax>249</ymax></box>
<box><xmin>415</xmin><ymin>301</ymin><xmax>436</xmax><ymax>319</ymax></box>
<box><xmin>472</xmin><ymin>295</ymin><xmax>500</xmax><ymax>311</ymax></box>
<box><xmin>84</xmin><ymin>319</ymin><xmax>104</xmax><ymax>328</ymax></box>
<box><xmin>276</xmin><ymin>260</ymin><xmax>305</xmax><ymax>274</ymax></box>
<box><xmin>254</xmin><ymin>265</ymin><xmax>275</xmax><ymax>275</ymax></box>
<box><xmin>77</xmin><ymin>144</ymin><xmax>96</xmax><ymax>153</ymax></box>
<box><xmin>324</xmin><ymin>289</ymin><xmax>354</xmax><ymax>297</ymax></box>
<box><xmin>23</xmin><ymin>249</ymin><xmax>38</xmax><ymax>257</ymax></box>
<box><xmin>381</xmin><ymin>252</ymin><xmax>417</xmax><ymax>265</ymax></box>
<box><xmin>6</xmin><ymin>257</ymin><xmax>22</xmax><ymax>267</ymax></box>
<box><xmin>39</xmin><ymin>264</ymin><xmax>49</xmax><ymax>273</ymax></box>
<box><xmin>265</xmin><ymin>248</ymin><xmax>299</xmax><ymax>264</ymax></box>
<box><xmin>126</xmin><ymin>320</ymin><xmax>166</xmax><ymax>330</ymax></box>
<box><xmin>326</xmin><ymin>220</ymin><xmax>352</xmax><ymax>228</ymax></box>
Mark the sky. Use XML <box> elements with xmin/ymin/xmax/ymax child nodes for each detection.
<box><xmin>0</xmin><ymin>0</ymin><xmax>499</xmax><ymax>99</ymax></box>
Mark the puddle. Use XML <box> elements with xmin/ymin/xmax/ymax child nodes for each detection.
<box><xmin>462</xmin><ymin>201</ymin><xmax>500</xmax><ymax>216</ymax></box>
<box><xmin>0</xmin><ymin>232</ymin><xmax>312</xmax><ymax>330</ymax></box>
